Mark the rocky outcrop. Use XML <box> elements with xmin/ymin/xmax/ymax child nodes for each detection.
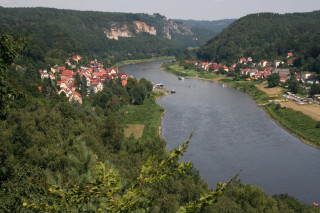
<box><xmin>104</xmin><ymin>18</ymin><xmax>194</xmax><ymax>40</ymax></box>
<box><xmin>104</xmin><ymin>23</ymin><xmax>134</xmax><ymax>40</ymax></box>
<box><xmin>133</xmin><ymin>21</ymin><xmax>157</xmax><ymax>35</ymax></box>
<box><xmin>162</xmin><ymin>19</ymin><xmax>194</xmax><ymax>40</ymax></box>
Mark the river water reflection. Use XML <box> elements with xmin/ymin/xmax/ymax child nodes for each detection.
<box><xmin>120</xmin><ymin>60</ymin><xmax>320</xmax><ymax>203</ymax></box>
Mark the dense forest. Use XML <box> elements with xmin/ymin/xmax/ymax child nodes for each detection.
<box><xmin>0</xmin><ymin>7</ymin><xmax>217</xmax><ymax>70</ymax></box>
<box><xmin>177</xmin><ymin>19</ymin><xmax>236</xmax><ymax>33</ymax></box>
<box><xmin>197</xmin><ymin>11</ymin><xmax>320</xmax><ymax>73</ymax></box>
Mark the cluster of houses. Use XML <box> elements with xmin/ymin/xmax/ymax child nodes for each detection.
<box><xmin>39</xmin><ymin>55</ymin><xmax>128</xmax><ymax>104</ymax></box>
<box><xmin>186</xmin><ymin>53</ymin><xmax>319</xmax><ymax>84</ymax></box>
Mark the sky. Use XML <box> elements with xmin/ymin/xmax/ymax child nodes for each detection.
<box><xmin>1</xmin><ymin>0</ymin><xmax>320</xmax><ymax>20</ymax></box>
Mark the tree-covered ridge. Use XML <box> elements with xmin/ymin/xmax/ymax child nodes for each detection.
<box><xmin>177</xmin><ymin>19</ymin><xmax>236</xmax><ymax>33</ymax></box>
<box><xmin>0</xmin><ymin>6</ymin><xmax>215</xmax><ymax>68</ymax></box>
<box><xmin>197</xmin><ymin>11</ymin><xmax>320</xmax><ymax>73</ymax></box>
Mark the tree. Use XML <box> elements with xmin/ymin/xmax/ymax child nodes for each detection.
<box><xmin>24</xmin><ymin>136</ymin><xmax>238</xmax><ymax>212</ymax></box>
<box><xmin>80</xmin><ymin>75</ymin><xmax>88</xmax><ymax>97</ymax></box>
<box><xmin>132</xmin><ymin>84</ymin><xmax>146</xmax><ymax>105</ymax></box>
<box><xmin>101</xmin><ymin>112</ymin><xmax>124</xmax><ymax>152</ymax></box>
<box><xmin>287</xmin><ymin>76</ymin><xmax>300</xmax><ymax>94</ymax></box>
<box><xmin>74</xmin><ymin>72</ymin><xmax>81</xmax><ymax>88</ymax></box>
<box><xmin>139</xmin><ymin>78</ymin><xmax>153</xmax><ymax>97</ymax></box>
<box><xmin>310</xmin><ymin>83</ymin><xmax>320</xmax><ymax>95</ymax></box>
<box><xmin>0</xmin><ymin>33</ymin><xmax>27</xmax><ymax>119</ymax></box>
<box><xmin>267</xmin><ymin>73</ymin><xmax>280</xmax><ymax>88</ymax></box>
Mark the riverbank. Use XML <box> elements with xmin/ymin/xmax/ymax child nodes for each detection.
<box><xmin>124</xmin><ymin>90</ymin><xmax>168</xmax><ymax>139</ymax></box>
<box><xmin>115</xmin><ymin>56</ymin><xmax>175</xmax><ymax>67</ymax></box>
<box><xmin>155</xmin><ymin>89</ymin><xmax>170</xmax><ymax>137</ymax></box>
<box><xmin>162</xmin><ymin>62</ymin><xmax>320</xmax><ymax>149</ymax></box>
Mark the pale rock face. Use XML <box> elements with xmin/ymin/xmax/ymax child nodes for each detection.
<box><xmin>104</xmin><ymin>21</ymin><xmax>157</xmax><ymax>40</ymax></box>
<box><xmin>104</xmin><ymin>23</ymin><xmax>134</xmax><ymax>40</ymax></box>
<box><xmin>133</xmin><ymin>21</ymin><xmax>157</xmax><ymax>35</ymax></box>
<box><xmin>162</xmin><ymin>19</ymin><xmax>193</xmax><ymax>40</ymax></box>
<box><xmin>104</xmin><ymin>18</ymin><xmax>194</xmax><ymax>40</ymax></box>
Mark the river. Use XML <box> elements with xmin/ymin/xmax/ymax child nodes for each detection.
<box><xmin>120</xmin><ymin>60</ymin><xmax>320</xmax><ymax>204</ymax></box>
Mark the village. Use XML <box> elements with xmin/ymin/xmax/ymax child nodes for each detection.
<box><xmin>185</xmin><ymin>52</ymin><xmax>320</xmax><ymax>104</ymax></box>
<box><xmin>186</xmin><ymin>53</ymin><xmax>319</xmax><ymax>84</ymax></box>
<box><xmin>38</xmin><ymin>55</ymin><xmax>128</xmax><ymax>104</ymax></box>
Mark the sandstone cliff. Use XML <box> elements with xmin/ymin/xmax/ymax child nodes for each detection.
<box><xmin>103</xmin><ymin>23</ymin><xmax>134</xmax><ymax>40</ymax></box>
<box><xmin>104</xmin><ymin>17</ymin><xmax>194</xmax><ymax>41</ymax></box>
<box><xmin>133</xmin><ymin>21</ymin><xmax>157</xmax><ymax>35</ymax></box>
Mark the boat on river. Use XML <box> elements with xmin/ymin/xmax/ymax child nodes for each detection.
<box><xmin>178</xmin><ymin>76</ymin><xmax>184</xmax><ymax>80</ymax></box>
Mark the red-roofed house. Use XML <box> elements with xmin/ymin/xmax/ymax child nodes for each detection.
<box><xmin>287</xmin><ymin>53</ymin><xmax>293</xmax><ymax>58</ymax></box>
<box><xmin>239</xmin><ymin>57</ymin><xmax>247</xmax><ymax>64</ymax></box>
<box><xmin>60</xmin><ymin>70</ymin><xmax>74</xmax><ymax>78</ymax></box>
<box><xmin>296</xmin><ymin>75</ymin><xmax>302</xmax><ymax>81</ymax></box>
<box><xmin>70</xmin><ymin>89</ymin><xmax>82</xmax><ymax>104</ymax></box>
<box><xmin>58</xmin><ymin>87</ymin><xmax>72</xmax><ymax>97</ymax></box>
<box><xmin>65</xmin><ymin>59</ymin><xmax>71</xmax><ymax>66</ymax></box>
<box><xmin>106</xmin><ymin>67</ymin><xmax>118</xmax><ymax>74</ymax></box>
<box><xmin>241</xmin><ymin>68</ymin><xmax>251</xmax><ymax>75</ymax></box>
<box><xmin>72</xmin><ymin>55</ymin><xmax>82</xmax><ymax>63</ymax></box>
<box><xmin>201</xmin><ymin>62</ymin><xmax>210</xmax><ymax>71</ymax></box>
<box><xmin>122</xmin><ymin>79</ymin><xmax>127</xmax><ymax>86</ymax></box>
<box><xmin>280</xmin><ymin>74</ymin><xmax>288</xmax><ymax>82</ymax></box>
<box><xmin>57</xmin><ymin>67</ymin><xmax>66</xmax><ymax>71</ymax></box>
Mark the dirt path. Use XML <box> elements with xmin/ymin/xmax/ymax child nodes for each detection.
<box><xmin>280</xmin><ymin>101</ymin><xmax>320</xmax><ymax>121</ymax></box>
<box><xmin>255</xmin><ymin>84</ymin><xmax>284</xmax><ymax>95</ymax></box>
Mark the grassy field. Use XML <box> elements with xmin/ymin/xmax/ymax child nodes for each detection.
<box><xmin>124</xmin><ymin>92</ymin><xmax>165</xmax><ymax>139</ymax></box>
<box><xmin>163</xmin><ymin>63</ymin><xmax>223</xmax><ymax>80</ymax></box>
<box><xmin>265</xmin><ymin>104</ymin><xmax>320</xmax><ymax>148</ymax></box>
<box><xmin>163</xmin><ymin>63</ymin><xmax>198</xmax><ymax>77</ymax></box>
<box><xmin>255</xmin><ymin>84</ymin><xmax>287</xmax><ymax>95</ymax></box>
<box><xmin>124</xmin><ymin>124</ymin><xmax>145</xmax><ymax>138</ymax></box>
<box><xmin>198</xmin><ymin>73</ymin><xmax>225</xmax><ymax>80</ymax></box>
<box><xmin>115</xmin><ymin>56</ymin><xmax>175</xmax><ymax>67</ymax></box>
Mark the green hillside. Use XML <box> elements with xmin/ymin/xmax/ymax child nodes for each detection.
<box><xmin>197</xmin><ymin>11</ymin><xmax>320</xmax><ymax>73</ymax></box>
<box><xmin>0</xmin><ymin>7</ymin><xmax>216</xmax><ymax>68</ymax></box>
<box><xmin>178</xmin><ymin>19</ymin><xmax>236</xmax><ymax>32</ymax></box>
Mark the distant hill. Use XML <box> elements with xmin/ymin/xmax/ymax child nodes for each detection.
<box><xmin>197</xmin><ymin>11</ymin><xmax>320</xmax><ymax>72</ymax></box>
<box><xmin>177</xmin><ymin>19</ymin><xmax>236</xmax><ymax>33</ymax></box>
<box><xmin>0</xmin><ymin>7</ymin><xmax>215</xmax><ymax>67</ymax></box>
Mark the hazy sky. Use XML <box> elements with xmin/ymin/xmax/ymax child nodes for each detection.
<box><xmin>1</xmin><ymin>0</ymin><xmax>320</xmax><ymax>20</ymax></box>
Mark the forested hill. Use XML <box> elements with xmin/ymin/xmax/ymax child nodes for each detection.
<box><xmin>197</xmin><ymin>11</ymin><xmax>320</xmax><ymax>72</ymax></box>
<box><xmin>0</xmin><ymin>7</ymin><xmax>214</xmax><ymax>67</ymax></box>
<box><xmin>177</xmin><ymin>19</ymin><xmax>236</xmax><ymax>33</ymax></box>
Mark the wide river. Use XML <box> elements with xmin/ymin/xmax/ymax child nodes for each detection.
<box><xmin>120</xmin><ymin>60</ymin><xmax>320</xmax><ymax>204</ymax></box>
